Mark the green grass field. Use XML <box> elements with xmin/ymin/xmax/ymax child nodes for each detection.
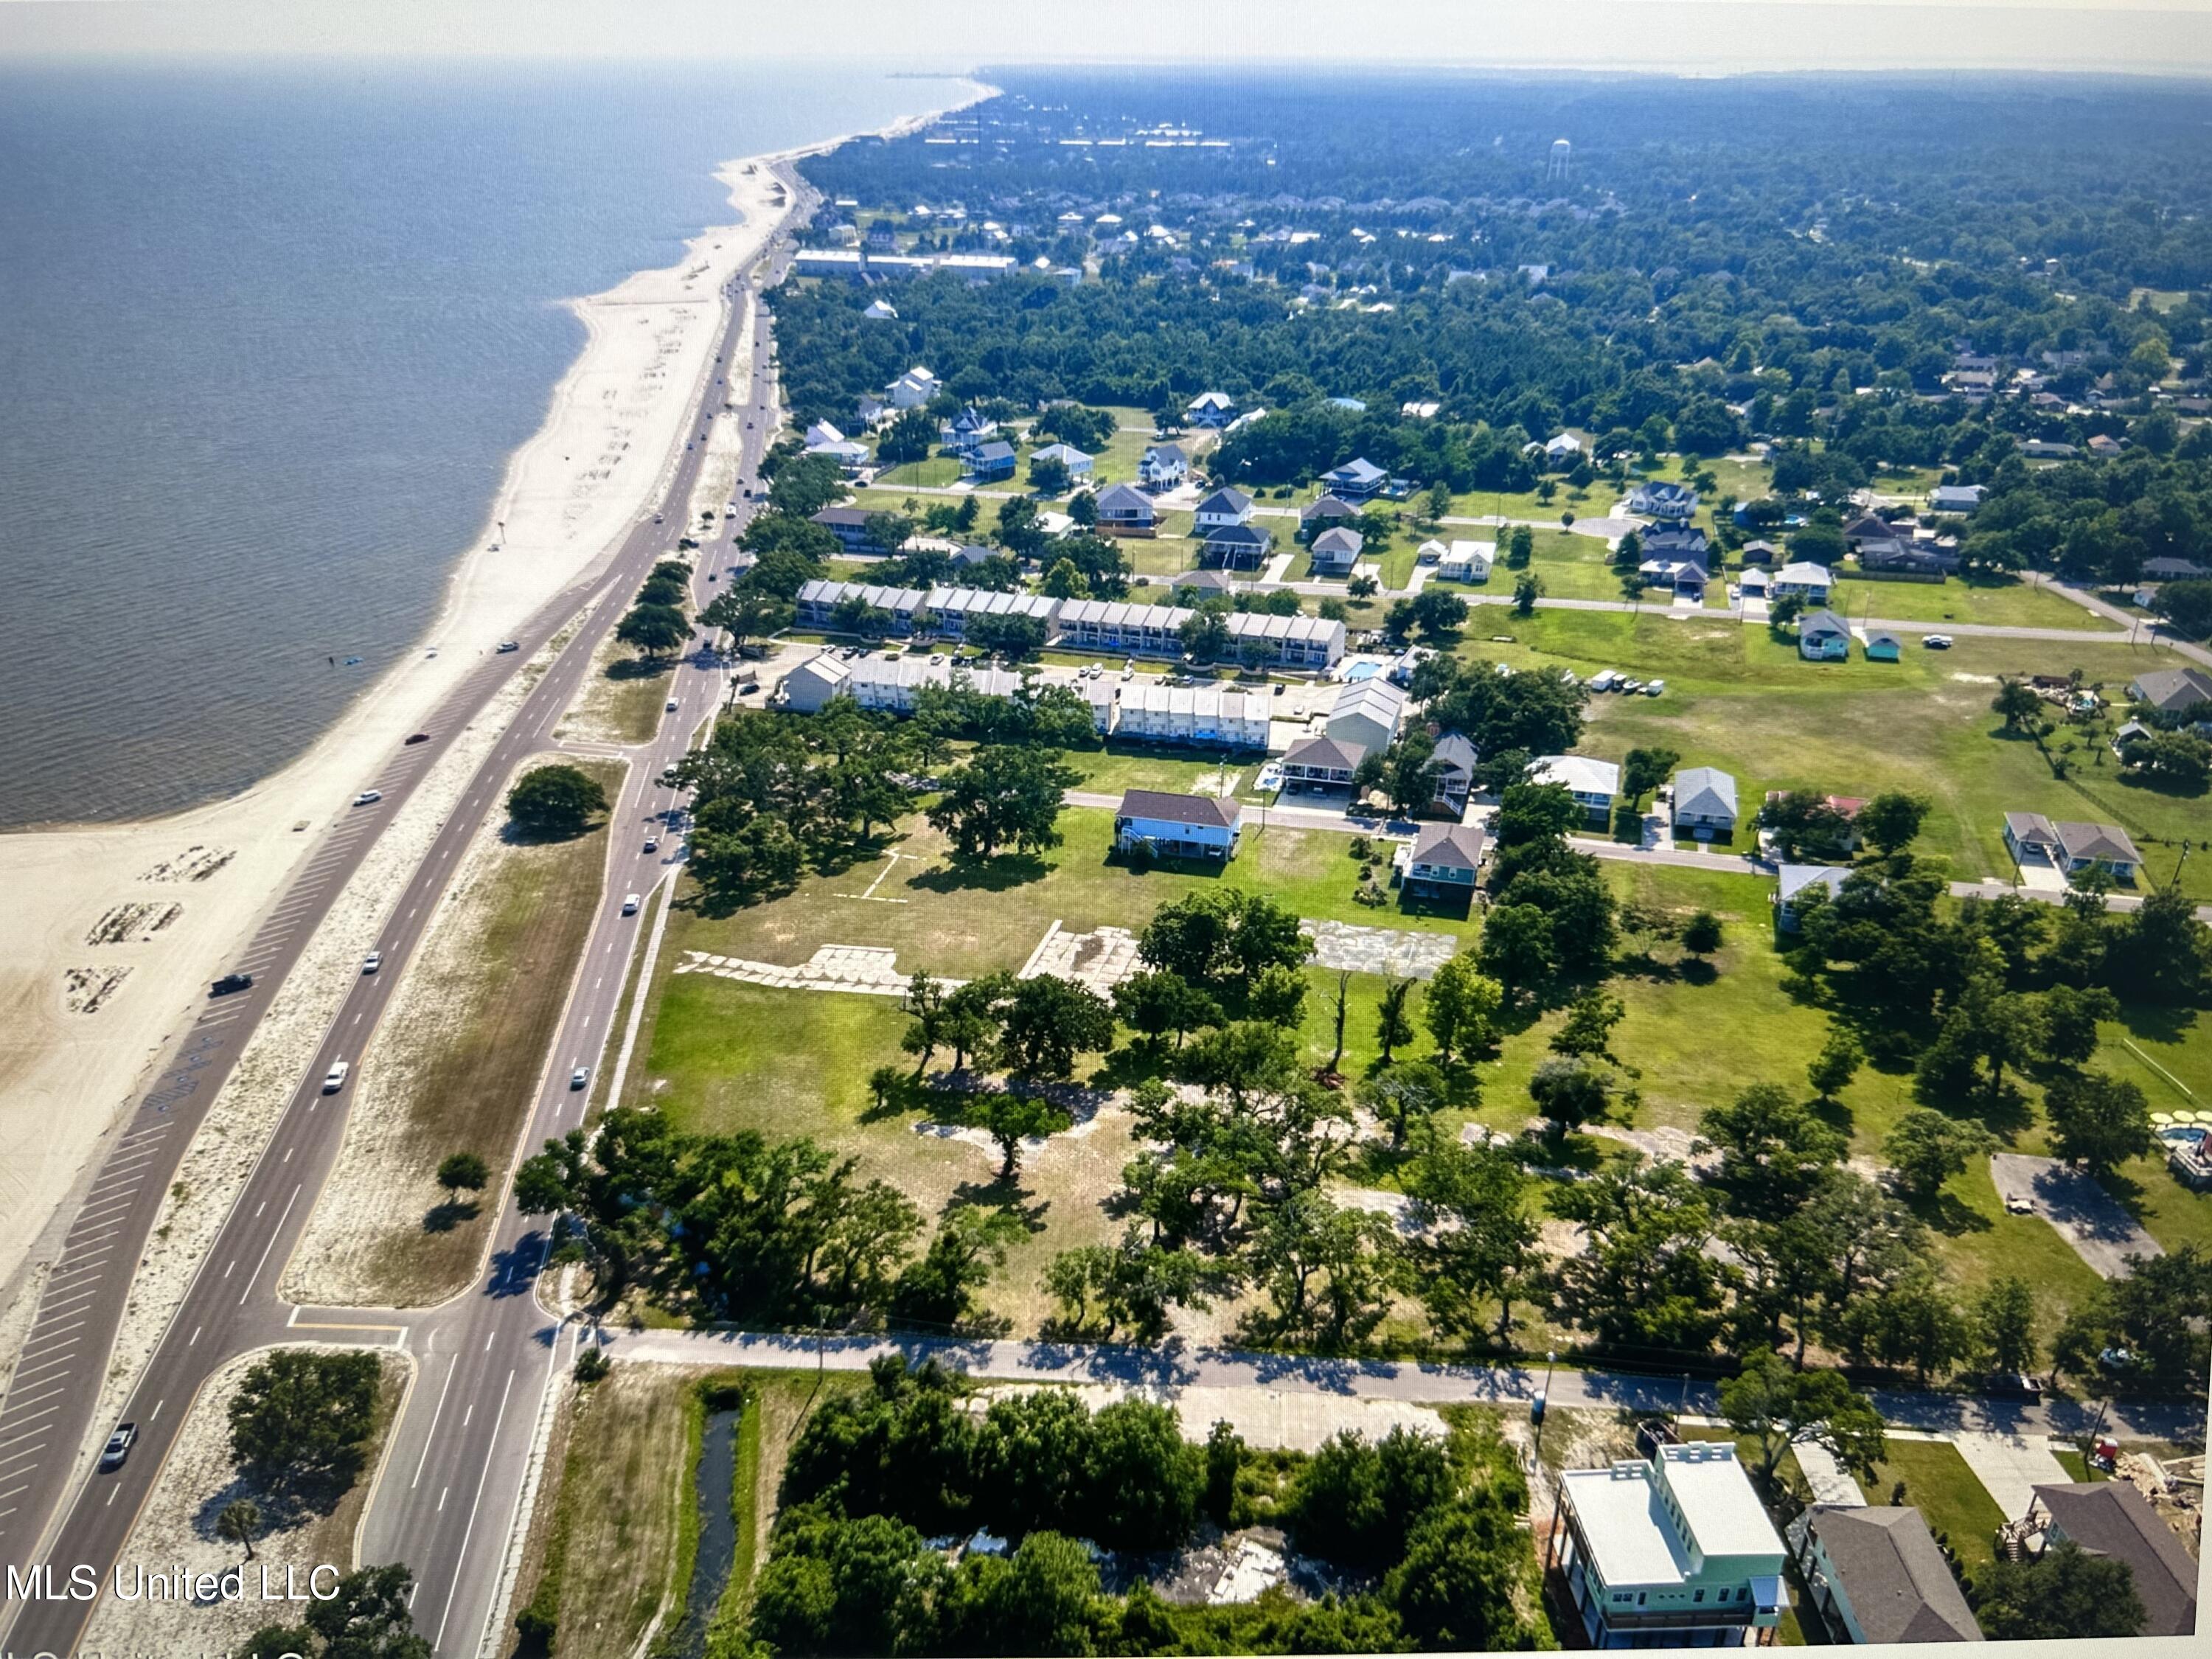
<box><xmin>1829</xmin><ymin>574</ymin><xmax>2105</xmax><ymax>630</ymax></box>
<box><xmin>1860</xmin><ymin>1441</ymin><xmax>2008</xmax><ymax>1566</ymax></box>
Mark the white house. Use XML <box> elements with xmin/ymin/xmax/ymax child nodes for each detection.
<box><xmin>1532</xmin><ymin>754</ymin><xmax>1619</xmax><ymax>825</ymax></box>
<box><xmin>1771</xmin><ymin>561</ymin><xmax>1834</xmax><ymax>603</ymax></box>
<box><xmin>1326</xmin><ymin>678</ymin><xmax>1408</xmax><ymax>757</ymax></box>
<box><xmin>1185</xmin><ymin>390</ymin><xmax>1237</xmax><ymax>428</ymax></box>
<box><xmin>1115</xmin><ymin>683</ymin><xmax>1270</xmax><ymax>749</ymax></box>
<box><xmin>1193</xmin><ymin>487</ymin><xmax>1255</xmax><ymax>533</ymax></box>
<box><xmin>1928</xmin><ymin>484</ymin><xmax>1985</xmax><ymax>515</ymax></box>
<box><xmin>1671</xmin><ymin>766</ymin><xmax>1739</xmax><ymax>838</ymax></box>
<box><xmin>1437</xmin><ymin>540</ymin><xmax>1495</xmax><ymax>582</ymax></box>
<box><xmin>1309</xmin><ymin>526</ymin><xmax>1364</xmax><ymax>575</ymax></box>
<box><xmin>1030</xmin><ymin>442</ymin><xmax>1094</xmax><ymax>481</ymax></box>
<box><xmin>1138</xmin><ymin>444</ymin><xmax>1188</xmax><ymax>490</ymax></box>
<box><xmin>1775</xmin><ymin>863</ymin><xmax>1849</xmax><ymax>931</ymax></box>
<box><xmin>863</xmin><ymin>298</ymin><xmax>899</xmax><ymax>321</ymax></box>
<box><xmin>1279</xmin><ymin>734</ymin><xmax>1368</xmax><ymax>792</ymax></box>
<box><xmin>1225</xmin><ymin>611</ymin><xmax>1344</xmax><ymax>671</ymax></box>
<box><xmin>1543</xmin><ymin>431</ymin><xmax>1583</xmax><ymax>465</ymax></box>
<box><xmin>779</xmin><ymin>651</ymin><xmax>852</xmax><ymax>714</ymax></box>
<box><xmin>885</xmin><ymin>366</ymin><xmax>940</xmax><ymax>410</ymax></box>
<box><xmin>1056</xmin><ymin>597</ymin><xmax>1192</xmax><ymax>657</ymax></box>
<box><xmin>1114</xmin><ymin>788</ymin><xmax>1242</xmax><ymax>862</ymax></box>
<box><xmin>1554</xmin><ymin>1441</ymin><xmax>1789</xmax><ymax>1650</ymax></box>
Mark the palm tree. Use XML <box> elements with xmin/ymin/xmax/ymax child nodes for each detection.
<box><xmin>218</xmin><ymin>1497</ymin><xmax>260</xmax><ymax>1561</ymax></box>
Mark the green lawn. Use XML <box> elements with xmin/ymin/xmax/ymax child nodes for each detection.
<box><xmin>1829</xmin><ymin>574</ymin><xmax>2105</xmax><ymax>631</ymax></box>
<box><xmin>1066</xmin><ymin>745</ymin><xmax>1263</xmax><ymax>799</ymax></box>
<box><xmin>872</xmin><ymin>455</ymin><xmax>966</xmax><ymax>489</ymax></box>
<box><xmin>1461</xmin><ymin>613</ymin><xmax>2212</xmax><ymax>902</ymax></box>
<box><xmin>1860</xmin><ymin>1441</ymin><xmax>2008</xmax><ymax>1566</ymax></box>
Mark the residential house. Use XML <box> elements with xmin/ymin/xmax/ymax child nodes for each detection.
<box><xmin>1627</xmin><ymin>480</ymin><xmax>1700</xmax><ymax>522</ymax></box>
<box><xmin>804</xmin><ymin>420</ymin><xmax>847</xmax><ymax>449</ymax></box>
<box><xmin>1279</xmin><ymin>734</ymin><xmax>1368</xmax><ymax>792</ymax></box>
<box><xmin>1927</xmin><ymin>484</ymin><xmax>1986</xmax><ymax>515</ymax></box>
<box><xmin>1056</xmin><ymin>597</ymin><xmax>1191</xmax><ymax>657</ymax></box>
<box><xmin>1193</xmin><ymin>487</ymin><xmax>1256</xmax><ymax>535</ymax></box>
<box><xmin>809</xmin><ymin>507</ymin><xmax>885</xmax><ymax>554</ymax></box>
<box><xmin>1113</xmin><ymin>788</ymin><xmax>1242</xmax><ymax>861</ymax></box>
<box><xmin>1671</xmin><ymin>767</ymin><xmax>1739</xmax><ymax>838</ymax></box>
<box><xmin>964</xmin><ymin>439</ymin><xmax>1017</xmax><ymax>483</ymax></box>
<box><xmin>1200</xmin><ymin>521</ymin><xmax>1273</xmax><ymax>569</ymax></box>
<box><xmin>1326</xmin><ymin>678</ymin><xmax>1408</xmax><ymax>756</ymax></box>
<box><xmin>2003</xmin><ymin>813</ymin><xmax>2143</xmax><ymax>884</ymax></box>
<box><xmin>1533</xmin><ymin>754</ymin><xmax>1619</xmax><ymax>825</ymax></box>
<box><xmin>1798</xmin><ymin>611</ymin><xmax>1852</xmax><ymax>661</ymax></box>
<box><xmin>1738</xmin><ymin>539</ymin><xmax>1781</xmax><ymax>567</ymax></box>
<box><xmin>1138</xmin><ymin>443</ymin><xmax>1188</xmax><ymax>490</ymax></box>
<box><xmin>2144</xmin><ymin>556</ymin><xmax>2211</xmax><ymax>581</ymax></box>
<box><xmin>1789</xmin><ymin>1506</ymin><xmax>1984</xmax><ymax>1645</ymax></box>
<box><xmin>2020</xmin><ymin>439</ymin><xmax>2078</xmax><ymax>459</ymax></box>
<box><xmin>1776</xmin><ymin>863</ymin><xmax>1850</xmax><ymax>931</ymax></box>
<box><xmin>885</xmin><ymin>366</ymin><xmax>940</xmax><ymax>410</ymax></box>
<box><xmin>1771</xmin><ymin>562</ymin><xmax>1834</xmax><ymax>604</ymax></box>
<box><xmin>2018</xmin><ymin>1483</ymin><xmax>2197</xmax><ymax>1638</ymax></box>
<box><xmin>2129</xmin><ymin>665</ymin><xmax>2212</xmax><ymax>719</ymax></box>
<box><xmin>1430</xmin><ymin>732</ymin><xmax>1478</xmax><ymax>813</ymax></box>
<box><xmin>1543</xmin><ymin>431</ymin><xmax>1583</xmax><ymax>465</ymax></box>
<box><xmin>1737</xmin><ymin>568</ymin><xmax>1770</xmax><ymax>601</ymax></box>
<box><xmin>793</xmin><ymin>578</ymin><xmax>931</xmax><ymax>634</ymax></box>
<box><xmin>1762</xmin><ymin>793</ymin><xmax>1866</xmax><ymax>854</ymax></box>
<box><xmin>1029</xmin><ymin>442</ymin><xmax>1093</xmax><ymax>481</ymax></box>
<box><xmin>1299</xmin><ymin>494</ymin><xmax>1360</xmax><ymax>533</ymax></box>
<box><xmin>1437</xmin><ymin>540</ymin><xmax>1495</xmax><ymax>582</ymax></box>
<box><xmin>1169</xmin><ymin>568</ymin><xmax>1241</xmax><ymax>601</ymax></box>
<box><xmin>806</xmin><ymin>437</ymin><xmax>872</xmax><ymax>473</ymax></box>
<box><xmin>1075</xmin><ymin>677</ymin><xmax>1115</xmax><ymax>736</ymax></box>
<box><xmin>1320</xmin><ymin>456</ymin><xmax>1389</xmax><ymax>501</ymax></box>
<box><xmin>1553</xmin><ymin>1441</ymin><xmax>1790</xmax><ymax>1650</ymax></box>
<box><xmin>1185</xmin><ymin>390</ymin><xmax>1237</xmax><ymax>428</ymax></box>
<box><xmin>2087</xmin><ymin>434</ymin><xmax>2126</xmax><ymax>459</ymax></box>
<box><xmin>844</xmin><ymin>656</ymin><xmax>1024</xmax><ymax>715</ymax></box>
<box><xmin>1399</xmin><ymin>821</ymin><xmax>1487</xmax><ymax>899</ymax></box>
<box><xmin>1309</xmin><ymin>526</ymin><xmax>1365</xmax><ymax>576</ymax></box>
<box><xmin>1857</xmin><ymin>540</ymin><xmax>1959</xmax><ymax>578</ymax></box>
<box><xmin>779</xmin><ymin>651</ymin><xmax>852</xmax><ymax>714</ymax></box>
<box><xmin>1093</xmin><ymin>482</ymin><xmax>1158</xmax><ymax>535</ymax></box>
<box><xmin>1842</xmin><ymin>515</ymin><xmax>1892</xmax><ymax>548</ymax></box>
<box><xmin>944</xmin><ymin>406</ymin><xmax>995</xmax><ymax>455</ymax></box>
<box><xmin>1228</xmin><ymin>611</ymin><xmax>1345</xmax><ymax>671</ymax></box>
<box><xmin>1639</xmin><ymin>549</ymin><xmax>1711</xmax><ymax>601</ymax></box>
<box><xmin>862</xmin><ymin>298</ymin><xmax>898</xmax><ymax>321</ymax></box>
<box><xmin>1115</xmin><ymin>683</ymin><xmax>1270</xmax><ymax>749</ymax></box>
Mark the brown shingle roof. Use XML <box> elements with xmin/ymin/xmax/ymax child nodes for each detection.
<box><xmin>1116</xmin><ymin>788</ymin><xmax>1241</xmax><ymax>830</ymax></box>
<box><xmin>2035</xmin><ymin>1482</ymin><xmax>2198</xmax><ymax>1637</ymax></box>
<box><xmin>1805</xmin><ymin>1506</ymin><xmax>1983</xmax><ymax>1644</ymax></box>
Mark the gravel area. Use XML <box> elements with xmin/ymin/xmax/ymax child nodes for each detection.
<box><xmin>80</xmin><ymin>1346</ymin><xmax>409</xmax><ymax>1658</ymax></box>
<box><xmin>1989</xmin><ymin>1152</ymin><xmax>2163</xmax><ymax>1279</ymax></box>
<box><xmin>80</xmin><ymin>639</ymin><xmax>552</xmax><ymax>1476</ymax></box>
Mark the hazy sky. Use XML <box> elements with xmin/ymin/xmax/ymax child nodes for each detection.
<box><xmin>4</xmin><ymin>0</ymin><xmax>2211</xmax><ymax>75</ymax></box>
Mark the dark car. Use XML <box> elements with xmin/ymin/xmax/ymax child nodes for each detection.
<box><xmin>404</xmin><ymin>732</ymin><xmax>430</xmax><ymax>745</ymax></box>
<box><xmin>99</xmin><ymin>1423</ymin><xmax>137</xmax><ymax>1471</ymax></box>
<box><xmin>210</xmin><ymin>972</ymin><xmax>254</xmax><ymax>997</ymax></box>
<box><xmin>1986</xmin><ymin>1371</ymin><xmax>2042</xmax><ymax>1400</ymax></box>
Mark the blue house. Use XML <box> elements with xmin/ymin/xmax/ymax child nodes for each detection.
<box><xmin>1320</xmin><ymin>456</ymin><xmax>1388</xmax><ymax>501</ymax></box>
<box><xmin>964</xmin><ymin>439</ymin><xmax>1017</xmax><ymax>482</ymax></box>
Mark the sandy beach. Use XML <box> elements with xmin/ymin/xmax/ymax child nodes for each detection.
<box><xmin>0</xmin><ymin>147</ymin><xmax>803</xmax><ymax>1347</ymax></box>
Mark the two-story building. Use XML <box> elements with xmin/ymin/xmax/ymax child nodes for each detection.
<box><xmin>1279</xmin><ymin>734</ymin><xmax>1368</xmax><ymax>793</ymax></box>
<box><xmin>1201</xmin><ymin>521</ymin><xmax>1273</xmax><ymax>570</ymax></box>
<box><xmin>1227</xmin><ymin>611</ymin><xmax>1345</xmax><ymax>671</ymax></box>
<box><xmin>924</xmin><ymin>587</ymin><xmax>1062</xmax><ymax>641</ymax></box>
<box><xmin>1553</xmin><ymin>1441</ymin><xmax>1790</xmax><ymax>1649</ymax></box>
<box><xmin>809</xmin><ymin>506</ymin><xmax>881</xmax><ymax>553</ymax></box>
<box><xmin>1138</xmin><ymin>443</ymin><xmax>1188</xmax><ymax>490</ymax></box>
<box><xmin>1771</xmin><ymin>562</ymin><xmax>1834</xmax><ymax>604</ymax></box>
<box><xmin>1185</xmin><ymin>390</ymin><xmax>1237</xmax><ymax>428</ymax></box>
<box><xmin>1627</xmin><ymin>480</ymin><xmax>1700</xmax><ymax>522</ymax></box>
<box><xmin>1326</xmin><ymin>678</ymin><xmax>1408</xmax><ymax>757</ymax></box>
<box><xmin>884</xmin><ymin>366</ymin><xmax>940</xmax><ymax>409</ymax></box>
<box><xmin>1093</xmin><ymin>482</ymin><xmax>1158</xmax><ymax>535</ymax></box>
<box><xmin>1193</xmin><ymin>487</ymin><xmax>1254</xmax><ymax>535</ymax></box>
<box><xmin>1775</xmin><ymin>863</ymin><xmax>1850</xmax><ymax>931</ymax></box>
<box><xmin>793</xmin><ymin>577</ymin><xmax>932</xmax><ymax>634</ymax></box>
<box><xmin>1030</xmin><ymin>442</ymin><xmax>1094</xmax><ymax>481</ymax></box>
<box><xmin>1672</xmin><ymin>766</ymin><xmax>1740</xmax><ymax>839</ymax></box>
<box><xmin>1319</xmin><ymin>456</ymin><xmax>1388</xmax><ymax>501</ymax></box>
<box><xmin>1113</xmin><ymin>788</ymin><xmax>1242</xmax><ymax>862</ymax></box>
<box><xmin>1788</xmin><ymin>1505</ymin><xmax>1983</xmax><ymax>1645</ymax></box>
<box><xmin>1056</xmin><ymin>597</ymin><xmax>1192</xmax><ymax>657</ymax></box>
<box><xmin>2013</xmin><ymin>1481</ymin><xmax>2197</xmax><ymax>1638</ymax></box>
<box><xmin>1115</xmin><ymin>683</ymin><xmax>1270</xmax><ymax>749</ymax></box>
<box><xmin>964</xmin><ymin>439</ymin><xmax>1017</xmax><ymax>483</ymax></box>
<box><xmin>1533</xmin><ymin>754</ymin><xmax>1619</xmax><ymax>826</ymax></box>
<box><xmin>1309</xmin><ymin>526</ymin><xmax>1365</xmax><ymax>576</ymax></box>
<box><xmin>1399</xmin><ymin>821</ymin><xmax>1487</xmax><ymax>900</ymax></box>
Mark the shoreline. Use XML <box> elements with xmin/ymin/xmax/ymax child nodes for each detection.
<box><xmin>0</xmin><ymin>78</ymin><xmax>992</xmax><ymax>1338</ymax></box>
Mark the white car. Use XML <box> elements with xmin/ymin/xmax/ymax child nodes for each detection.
<box><xmin>665</xmin><ymin>698</ymin><xmax>679</xmax><ymax>712</ymax></box>
<box><xmin>1642</xmin><ymin>679</ymin><xmax>1666</xmax><ymax>697</ymax></box>
<box><xmin>621</xmin><ymin>894</ymin><xmax>641</xmax><ymax>915</ymax></box>
<box><xmin>570</xmin><ymin>1066</ymin><xmax>590</xmax><ymax>1090</ymax></box>
<box><xmin>99</xmin><ymin>1423</ymin><xmax>137</xmax><ymax>1471</ymax></box>
<box><xmin>361</xmin><ymin>952</ymin><xmax>382</xmax><ymax>974</ymax></box>
<box><xmin>353</xmin><ymin>790</ymin><xmax>383</xmax><ymax>806</ymax></box>
<box><xmin>1924</xmin><ymin>633</ymin><xmax>1954</xmax><ymax>650</ymax></box>
<box><xmin>321</xmin><ymin>1060</ymin><xmax>350</xmax><ymax>1094</ymax></box>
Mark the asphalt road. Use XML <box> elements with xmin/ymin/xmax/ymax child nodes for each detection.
<box><xmin>0</xmin><ymin>160</ymin><xmax>807</xmax><ymax>1657</ymax></box>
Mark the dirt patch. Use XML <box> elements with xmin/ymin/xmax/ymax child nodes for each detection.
<box><xmin>137</xmin><ymin>844</ymin><xmax>236</xmax><ymax>883</ymax></box>
<box><xmin>555</xmin><ymin>623</ymin><xmax>675</xmax><ymax>749</ymax></box>
<box><xmin>86</xmin><ymin>902</ymin><xmax>184</xmax><ymax>945</ymax></box>
<box><xmin>62</xmin><ymin>965</ymin><xmax>131</xmax><ymax>1014</ymax></box>
<box><xmin>79</xmin><ymin>1346</ymin><xmax>408</xmax><ymax>1658</ymax></box>
<box><xmin>283</xmin><ymin>754</ymin><xmax>624</xmax><ymax>1308</ymax></box>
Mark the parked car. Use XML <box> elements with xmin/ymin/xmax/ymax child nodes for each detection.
<box><xmin>404</xmin><ymin>732</ymin><xmax>430</xmax><ymax>745</ymax></box>
<box><xmin>361</xmin><ymin>952</ymin><xmax>382</xmax><ymax>974</ymax></box>
<box><xmin>1924</xmin><ymin>634</ymin><xmax>1954</xmax><ymax>650</ymax></box>
<box><xmin>1986</xmin><ymin>1371</ymin><xmax>2042</xmax><ymax>1400</ymax></box>
<box><xmin>321</xmin><ymin>1060</ymin><xmax>350</xmax><ymax>1094</ymax></box>
<box><xmin>496</xmin><ymin>640</ymin><xmax>520</xmax><ymax>653</ymax></box>
<box><xmin>99</xmin><ymin>1423</ymin><xmax>137</xmax><ymax>1470</ymax></box>
<box><xmin>209</xmin><ymin>973</ymin><xmax>253</xmax><ymax>997</ymax></box>
<box><xmin>353</xmin><ymin>790</ymin><xmax>383</xmax><ymax>806</ymax></box>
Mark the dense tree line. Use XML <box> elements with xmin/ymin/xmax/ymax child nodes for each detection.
<box><xmin>748</xmin><ymin>1357</ymin><xmax>1538</xmax><ymax>1656</ymax></box>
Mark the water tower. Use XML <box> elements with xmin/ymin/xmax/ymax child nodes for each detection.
<box><xmin>1548</xmin><ymin>137</ymin><xmax>1572</xmax><ymax>181</ymax></box>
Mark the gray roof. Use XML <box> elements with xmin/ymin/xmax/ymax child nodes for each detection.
<box><xmin>1409</xmin><ymin>821</ymin><xmax>1487</xmax><ymax>872</ymax></box>
<box><xmin>1803</xmin><ymin>1506</ymin><xmax>1983</xmax><ymax>1644</ymax></box>
<box><xmin>1203</xmin><ymin>522</ymin><xmax>1271</xmax><ymax>549</ymax></box>
<box><xmin>1094</xmin><ymin>482</ymin><xmax>1155</xmax><ymax>516</ymax></box>
<box><xmin>1778</xmin><ymin>863</ymin><xmax>1850</xmax><ymax>905</ymax></box>
<box><xmin>1141</xmin><ymin>443</ymin><xmax>1186</xmax><ymax>466</ymax></box>
<box><xmin>1195</xmin><ymin>487</ymin><xmax>1252</xmax><ymax>518</ymax></box>
<box><xmin>2132</xmin><ymin>667</ymin><xmax>2212</xmax><ymax>714</ymax></box>
<box><xmin>2054</xmin><ymin>820</ymin><xmax>2143</xmax><ymax>866</ymax></box>
<box><xmin>2034</xmin><ymin>1482</ymin><xmax>2199</xmax><ymax>1638</ymax></box>
<box><xmin>970</xmin><ymin>439</ymin><xmax>1015</xmax><ymax>465</ymax></box>
<box><xmin>1116</xmin><ymin>788</ymin><xmax>1240</xmax><ymax>830</ymax></box>
<box><xmin>1432</xmin><ymin>732</ymin><xmax>1478</xmax><ymax>774</ymax></box>
<box><xmin>1672</xmin><ymin>766</ymin><xmax>1738</xmax><ymax>821</ymax></box>
<box><xmin>1325</xmin><ymin>456</ymin><xmax>1386</xmax><ymax>485</ymax></box>
<box><xmin>1311</xmin><ymin>526</ymin><xmax>1364</xmax><ymax>555</ymax></box>
<box><xmin>1282</xmin><ymin>734</ymin><xmax>1368</xmax><ymax>773</ymax></box>
<box><xmin>1170</xmin><ymin>568</ymin><xmax>1239</xmax><ymax>595</ymax></box>
<box><xmin>1301</xmin><ymin>494</ymin><xmax>1359</xmax><ymax>521</ymax></box>
<box><xmin>1799</xmin><ymin>609</ymin><xmax>1851</xmax><ymax>638</ymax></box>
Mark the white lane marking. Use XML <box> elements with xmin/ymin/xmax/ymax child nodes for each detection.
<box><xmin>433</xmin><ymin>1368</ymin><xmax>518</xmax><ymax>1652</ymax></box>
<box><xmin>106</xmin><ymin>1486</ymin><xmax>120</xmax><ymax>1506</ymax></box>
<box><xmin>438</xmin><ymin>1485</ymin><xmax>448</xmax><ymax>1512</ymax></box>
<box><xmin>189</xmin><ymin>1325</ymin><xmax>201</xmax><ymax>1346</ymax></box>
<box><xmin>411</xmin><ymin>1354</ymin><xmax>461</xmax><ymax>1490</ymax></box>
<box><xmin>150</xmin><ymin>1399</ymin><xmax>164</xmax><ymax>1422</ymax></box>
<box><xmin>239</xmin><ymin>1184</ymin><xmax>302</xmax><ymax>1304</ymax></box>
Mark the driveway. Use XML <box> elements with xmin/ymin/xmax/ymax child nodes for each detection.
<box><xmin>1989</xmin><ymin>1152</ymin><xmax>2163</xmax><ymax>1279</ymax></box>
<box><xmin>1943</xmin><ymin>1428</ymin><xmax>2072</xmax><ymax>1522</ymax></box>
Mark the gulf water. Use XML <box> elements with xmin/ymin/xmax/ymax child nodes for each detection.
<box><xmin>0</xmin><ymin>60</ymin><xmax>953</xmax><ymax>827</ymax></box>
